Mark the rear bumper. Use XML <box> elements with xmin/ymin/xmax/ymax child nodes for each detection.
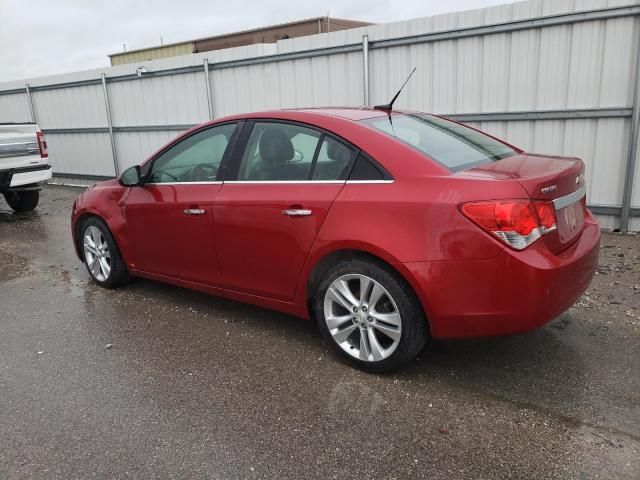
<box><xmin>0</xmin><ymin>164</ymin><xmax>52</xmax><ymax>191</ymax></box>
<box><xmin>404</xmin><ymin>213</ymin><xmax>600</xmax><ymax>339</ymax></box>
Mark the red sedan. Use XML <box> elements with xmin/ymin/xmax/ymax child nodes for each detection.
<box><xmin>71</xmin><ymin>108</ymin><xmax>600</xmax><ymax>371</ymax></box>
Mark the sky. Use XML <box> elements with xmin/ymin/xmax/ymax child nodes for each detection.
<box><xmin>0</xmin><ymin>0</ymin><xmax>517</xmax><ymax>83</ymax></box>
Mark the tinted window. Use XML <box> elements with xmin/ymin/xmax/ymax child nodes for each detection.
<box><xmin>362</xmin><ymin>114</ymin><xmax>516</xmax><ymax>171</ymax></box>
<box><xmin>149</xmin><ymin>124</ymin><xmax>235</xmax><ymax>183</ymax></box>
<box><xmin>311</xmin><ymin>136</ymin><xmax>356</xmax><ymax>180</ymax></box>
<box><xmin>238</xmin><ymin>123</ymin><xmax>320</xmax><ymax>181</ymax></box>
<box><xmin>349</xmin><ymin>153</ymin><xmax>391</xmax><ymax>181</ymax></box>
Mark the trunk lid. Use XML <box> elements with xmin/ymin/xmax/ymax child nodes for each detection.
<box><xmin>464</xmin><ymin>154</ymin><xmax>586</xmax><ymax>253</ymax></box>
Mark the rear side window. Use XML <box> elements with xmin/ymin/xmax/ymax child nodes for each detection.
<box><xmin>237</xmin><ymin>122</ymin><xmax>320</xmax><ymax>181</ymax></box>
<box><xmin>234</xmin><ymin>121</ymin><xmax>356</xmax><ymax>181</ymax></box>
<box><xmin>348</xmin><ymin>153</ymin><xmax>392</xmax><ymax>181</ymax></box>
<box><xmin>312</xmin><ymin>136</ymin><xmax>356</xmax><ymax>180</ymax></box>
<box><xmin>362</xmin><ymin>114</ymin><xmax>517</xmax><ymax>171</ymax></box>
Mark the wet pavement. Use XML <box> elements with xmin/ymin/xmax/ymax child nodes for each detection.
<box><xmin>1</xmin><ymin>185</ymin><xmax>639</xmax><ymax>479</ymax></box>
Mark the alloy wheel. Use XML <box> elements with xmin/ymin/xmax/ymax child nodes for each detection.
<box><xmin>323</xmin><ymin>274</ymin><xmax>402</xmax><ymax>362</ymax></box>
<box><xmin>83</xmin><ymin>225</ymin><xmax>111</xmax><ymax>282</ymax></box>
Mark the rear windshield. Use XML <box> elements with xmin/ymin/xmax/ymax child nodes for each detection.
<box><xmin>361</xmin><ymin>113</ymin><xmax>517</xmax><ymax>171</ymax></box>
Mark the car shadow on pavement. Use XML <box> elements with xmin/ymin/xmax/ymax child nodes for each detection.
<box><xmin>83</xmin><ymin>274</ymin><xmax>589</xmax><ymax>418</ymax></box>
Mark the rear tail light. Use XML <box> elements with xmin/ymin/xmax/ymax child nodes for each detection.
<box><xmin>460</xmin><ymin>199</ymin><xmax>557</xmax><ymax>250</ymax></box>
<box><xmin>37</xmin><ymin>131</ymin><xmax>48</xmax><ymax>158</ymax></box>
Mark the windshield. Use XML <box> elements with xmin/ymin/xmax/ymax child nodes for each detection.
<box><xmin>361</xmin><ymin>113</ymin><xmax>517</xmax><ymax>171</ymax></box>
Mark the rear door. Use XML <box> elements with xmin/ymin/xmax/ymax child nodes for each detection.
<box><xmin>124</xmin><ymin>123</ymin><xmax>238</xmax><ymax>284</ymax></box>
<box><xmin>213</xmin><ymin>121</ymin><xmax>357</xmax><ymax>300</ymax></box>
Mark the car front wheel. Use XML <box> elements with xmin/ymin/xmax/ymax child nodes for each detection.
<box><xmin>314</xmin><ymin>258</ymin><xmax>428</xmax><ymax>372</ymax></box>
<box><xmin>81</xmin><ymin>218</ymin><xmax>130</xmax><ymax>288</ymax></box>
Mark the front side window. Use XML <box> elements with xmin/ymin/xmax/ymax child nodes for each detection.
<box><xmin>148</xmin><ymin>123</ymin><xmax>236</xmax><ymax>183</ymax></box>
<box><xmin>236</xmin><ymin>122</ymin><xmax>355</xmax><ymax>181</ymax></box>
<box><xmin>362</xmin><ymin>114</ymin><xmax>517</xmax><ymax>171</ymax></box>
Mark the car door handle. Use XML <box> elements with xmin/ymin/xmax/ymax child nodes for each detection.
<box><xmin>184</xmin><ymin>208</ymin><xmax>205</xmax><ymax>216</ymax></box>
<box><xmin>282</xmin><ymin>209</ymin><xmax>312</xmax><ymax>217</ymax></box>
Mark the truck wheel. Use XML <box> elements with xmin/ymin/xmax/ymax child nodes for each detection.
<box><xmin>4</xmin><ymin>191</ymin><xmax>40</xmax><ymax>212</ymax></box>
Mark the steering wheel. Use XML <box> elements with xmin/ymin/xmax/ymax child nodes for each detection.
<box><xmin>190</xmin><ymin>163</ymin><xmax>218</xmax><ymax>181</ymax></box>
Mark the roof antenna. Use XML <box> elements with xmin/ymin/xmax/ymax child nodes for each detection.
<box><xmin>373</xmin><ymin>67</ymin><xmax>416</xmax><ymax>112</ymax></box>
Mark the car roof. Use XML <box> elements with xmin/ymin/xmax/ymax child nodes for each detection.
<box><xmin>286</xmin><ymin>107</ymin><xmax>393</xmax><ymax>121</ymax></box>
<box><xmin>215</xmin><ymin>107</ymin><xmax>431</xmax><ymax>125</ymax></box>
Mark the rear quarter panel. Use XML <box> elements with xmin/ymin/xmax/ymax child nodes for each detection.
<box><xmin>293</xmin><ymin>175</ymin><xmax>528</xmax><ymax>316</ymax></box>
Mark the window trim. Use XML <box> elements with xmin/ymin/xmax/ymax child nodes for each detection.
<box><xmin>223</xmin><ymin>180</ymin><xmax>346</xmax><ymax>184</ymax></box>
<box><xmin>345</xmin><ymin>180</ymin><xmax>394</xmax><ymax>184</ymax></box>
<box><xmin>307</xmin><ymin>132</ymin><xmax>325</xmax><ymax>180</ymax></box>
<box><xmin>141</xmin><ymin>120</ymin><xmax>243</xmax><ymax>185</ymax></box>
<box><xmin>144</xmin><ymin>181</ymin><xmax>224</xmax><ymax>186</ymax></box>
<box><xmin>223</xmin><ymin>118</ymin><xmax>361</xmax><ymax>183</ymax></box>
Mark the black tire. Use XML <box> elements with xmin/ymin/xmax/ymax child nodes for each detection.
<box><xmin>79</xmin><ymin>217</ymin><xmax>131</xmax><ymax>288</ymax></box>
<box><xmin>313</xmin><ymin>257</ymin><xmax>428</xmax><ymax>373</ymax></box>
<box><xmin>4</xmin><ymin>190</ymin><xmax>39</xmax><ymax>212</ymax></box>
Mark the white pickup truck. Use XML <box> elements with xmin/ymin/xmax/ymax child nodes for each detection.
<box><xmin>0</xmin><ymin>123</ymin><xmax>52</xmax><ymax>212</ymax></box>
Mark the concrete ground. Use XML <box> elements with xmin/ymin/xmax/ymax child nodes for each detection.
<box><xmin>1</xmin><ymin>185</ymin><xmax>639</xmax><ymax>480</ymax></box>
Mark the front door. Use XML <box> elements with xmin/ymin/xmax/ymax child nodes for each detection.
<box><xmin>125</xmin><ymin>123</ymin><xmax>238</xmax><ymax>284</ymax></box>
<box><xmin>214</xmin><ymin>121</ymin><xmax>356</xmax><ymax>300</ymax></box>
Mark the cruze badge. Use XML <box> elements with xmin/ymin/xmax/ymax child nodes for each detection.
<box><xmin>541</xmin><ymin>185</ymin><xmax>557</xmax><ymax>194</ymax></box>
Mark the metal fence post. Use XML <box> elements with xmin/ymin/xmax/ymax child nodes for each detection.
<box><xmin>203</xmin><ymin>59</ymin><xmax>214</xmax><ymax>120</ymax></box>
<box><xmin>620</xmin><ymin>36</ymin><xmax>640</xmax><ymax>233</ymax></box>
<box><xmin>100</xmin><ymin>73</ymin><xmax>120</xmax><ymax>176</ymax></box>
<box><xmin>362</xmin><ymin>35</ymin><xmax>370</xmax><ymax>106</ymax></box>
<box><xmin>25</xmin><ymin>83</ymin><xmax>37</xmax><ymax>123</ymax></box>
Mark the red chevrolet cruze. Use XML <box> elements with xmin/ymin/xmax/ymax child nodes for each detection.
<box><xmin>71</xmin><ymin>108</ymin><xmax>600</xmax><ymax>371</ymax></box>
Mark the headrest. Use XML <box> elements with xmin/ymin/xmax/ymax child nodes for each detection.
<box><xmin>259</xmin><ymin>127</ymin><xmax>294</xmax><ymax>164</ymax></box>
<box><xmin>327</xmin><ymin>139</ymin><xmax>351</xmax><ymax>163</ymax></box>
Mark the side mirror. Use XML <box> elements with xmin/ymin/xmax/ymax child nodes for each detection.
<box><xmin>120</xmin><ymin>165</ymin><xmax>142</xmax><ymax>186</ymax></box>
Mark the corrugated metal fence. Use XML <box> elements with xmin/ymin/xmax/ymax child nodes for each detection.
<box><xmin>1</xmin><ymin>0</ymin><xmax>639</xmax><ymax>231</ymax></box>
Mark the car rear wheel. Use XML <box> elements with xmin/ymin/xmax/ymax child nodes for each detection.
<box><xmin>4</xmin><ymin>190</ymin><xmax>39</xmax><ymax>212</ymax></box>
<box><xmin>81</xmin><ymin>217</ymin><xmax>130</xmax><ymax>288</ymax></box>
<box><xmin>314</xmin><ymin>258</ymin><xmax>428</xmax><ymax>372</ymax></box>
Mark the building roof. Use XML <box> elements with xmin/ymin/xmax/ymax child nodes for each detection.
<box><xmin>108</xmin><ymin>16</ymin><xmax>372</xmax><ymax>58</ymax></box>
<box><xmin>108</xmin><ymin>40</ymin><xmax>192</xmax><ymax>58</ymax></box>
